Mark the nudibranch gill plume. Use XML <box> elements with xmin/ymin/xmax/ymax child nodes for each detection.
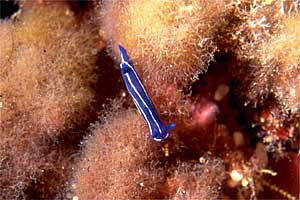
<box><xmin>118</xmin><ymin>45</ymin><xmax>176</xmax><ymax>141</ymax></box>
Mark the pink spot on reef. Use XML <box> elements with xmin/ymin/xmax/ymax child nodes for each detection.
<box><xmin>191</xmin><ymin>98</ymin><xmax>219</xmax><ymax>127</ymax></box>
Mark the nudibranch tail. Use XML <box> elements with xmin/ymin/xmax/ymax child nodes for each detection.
<box><xmin>118</xmin><ymin>44</ymin><xmax>176</xmax><ymax>142</ymax></box>
<box><xmin>166</xmin><ymin>123</ymin><xmax>176</xmax><ymax>131</ymax></box>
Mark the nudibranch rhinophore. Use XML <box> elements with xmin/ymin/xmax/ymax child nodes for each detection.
<box><xmin>118</xmin><ymin>45</ymin><xmax>176</xmax><ymax>141</ymax></box>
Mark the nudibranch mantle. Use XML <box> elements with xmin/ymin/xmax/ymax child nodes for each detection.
<box><xmin>118</xmin><ymin>45</ymin><xmax>176</xmax><ymax>141</ymax></box>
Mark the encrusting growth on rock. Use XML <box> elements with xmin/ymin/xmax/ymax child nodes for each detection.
<box><xmin>72</xmin><ymin>105</ymin><xmax>166</xmax><ymax>199</ymax></box>
<box><xmin>246</xmin><ymin>15</ymin><xmax>300</xmax><ymax>116</ymax></box>
<box><xmin>72</xmin><ymin>100</ymin><xmax>226</xmax><ymax>199</ymax></box>
<box><xmin>98</xmin><ymin>0</ymin><xmax>230</xmax><ymax>116</ymax></box>
<box><xmin>0</xmin><ymin>0</ymin><xmax>299</xmax><ymax>199</ymax></box>
<box><xmin>100</xmin><ymin>0</ymin><xmax>229</xmax><ymax>85</ymax></box>
<box><xmin>0</xmin><ymin>2</ymin><xmax>103</xmax><ymax>198</ymax></box>
<box><xmin>165</xmin><ymin>159</ymin><xmax>225</xmax><ymax>200</ymax></box>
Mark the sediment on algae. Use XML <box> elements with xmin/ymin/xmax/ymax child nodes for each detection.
<box><xmin>72</xmin><ymin>100</ymin><xmax>226</xmax><ymax>199</ymax></box>
<box><xmin>98</xmin><ymin>0</ymin><xmax>232</xmax><ymax>118</ymax></box>
<box><xmin>244</xmin><ymin>15</ymin><xmax>300</xmax><ymax>117</ymax></box>
<box><xmin>0</xmin><ymin>2</ymin><xmax>104</xmax><ymax>198</ymax></box>
<box><xmin>165</xmin><ymin>160</ymin><xmax>225</xmax><ymax>200</ymax></box>
<box><xmin>217</xmin><ymin>0</ymin><xmax>300</xmax><ymax>144</ymax></box>
<box><xmin>220</xmin><ymin>0</ymin><xmax>300</xmax><ymax>114</ymax></box>
<box><xmin>99</xmin><ymin>0</ymin><xmax>230</xmax><ymax>87</ymax></box>
<box><xmin>240</xmin><ymin>15</ymin><xmax>300</xmax><ymax>145</ymax></box>
<box><xmin>72</xmin><ymin>106</ymin><xmax>167</xmax><ymax>199</ymax></box>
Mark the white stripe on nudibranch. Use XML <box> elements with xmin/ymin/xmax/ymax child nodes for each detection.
<box><xmin>121</xmin><ymin>60</ymin><xmax>151</xmax><ymax>100</ymax></box>
<box><xmin>119</xmin><ymin>48</ymin><xmax>149</xmax><ymax>98</ymax></box>
<box><xmin>118</xmin><ymin>44</ymin><xmax>175</xmax><ymax>141</ymax></box>
<box><xmin>124</xmin><ymin>73</ymin><xmax>162</xmax><ymax>133</ymax></box>
<box><xmin>132</xmin><ymin>97</ymin><xmax>154</xmax><ymax>136</ymax></box>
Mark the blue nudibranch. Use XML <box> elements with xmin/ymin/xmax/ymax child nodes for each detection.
<box><xmin>118</xmin><ymin>45</ymin><xmax>176</xmax><ymax>141</ymax></box>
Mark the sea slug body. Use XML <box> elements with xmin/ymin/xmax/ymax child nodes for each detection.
<box><xmin>118</xmin><ymin>45</ymin><xmax>176</xmax><ymax>141</ymax></box>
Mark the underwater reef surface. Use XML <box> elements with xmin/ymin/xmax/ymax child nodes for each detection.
<box><xmin>0</xmin><ymin>0</ymin><xmax>299</xmax><ymax>199</ymax></box>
